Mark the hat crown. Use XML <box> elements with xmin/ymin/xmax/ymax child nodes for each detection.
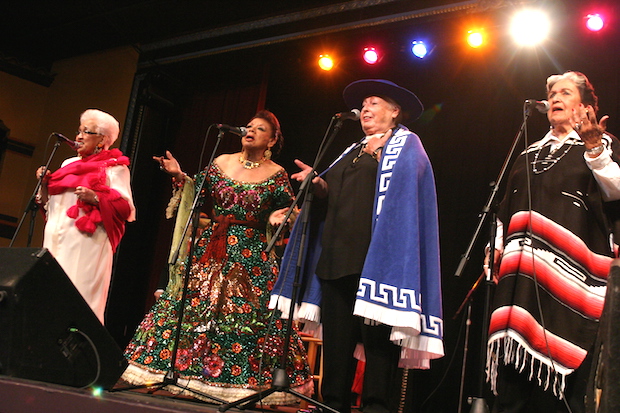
<box><xmin>343</xmin><ymin>79</ymin><xmax>423</xmax><ymax>121</ymax></box>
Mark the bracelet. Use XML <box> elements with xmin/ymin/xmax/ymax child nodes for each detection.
<box><xmin>172</xmin><ymin>173</ymin><xmax>187</xmax><ymax>189</ymax></box>
<box><xmin>93</xmin><ymin>194</ymin><xmax>99</xmax><ymax>204</ymax></box>
<box><xmin>586</xmin><ymin>143</ymin><xmax>605</xmax><ymax>156</ymax></box>
<box><xmin>371</xmin><ymin>146</ymin><xmax>384</xmax><ymax>160</ymax></box>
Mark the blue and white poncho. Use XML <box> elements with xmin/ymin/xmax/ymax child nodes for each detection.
<box><xmin>270</xmin><ymin>126</ymin><xmax>444</xmax><ymax>368</ymax></box>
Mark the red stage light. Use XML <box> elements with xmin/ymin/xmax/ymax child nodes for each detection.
<box><xmin>586</xmin><ymin>13</ymin><xmax>605</xmax><ymax>32</ymax></box>
<box><xmin>363</xmin><ymin>47</ymin><xmax>379</xmax><ymax>64</ymax></box>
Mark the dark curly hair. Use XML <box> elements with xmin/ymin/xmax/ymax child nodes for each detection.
<box><xmin>252</xmin><ymin>110</ymin><xmax>283</xmax><ymax>158</ymax></box>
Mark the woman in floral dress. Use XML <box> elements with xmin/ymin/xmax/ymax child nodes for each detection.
<box><xmin>122</xmin><ymin>110</ymin><xmax>313</xmax><ymax>404</ymax></box>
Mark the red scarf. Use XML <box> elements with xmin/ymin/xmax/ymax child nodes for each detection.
<box><xmin>47</xmin><ymin>148</ymin><xmax>132</xmax><ymax>251</ymax></box>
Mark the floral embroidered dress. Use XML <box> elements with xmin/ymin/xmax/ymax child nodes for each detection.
<box><xmin>122</xmin><ymin>163</ymin><xmax>313</xmax><ymax>404</ymax></box>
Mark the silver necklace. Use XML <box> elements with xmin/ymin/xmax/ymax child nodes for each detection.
<box><xmin>531</xmin><ymin>143</ymin><xmax>573</xmax><ymax>174</ymax></box>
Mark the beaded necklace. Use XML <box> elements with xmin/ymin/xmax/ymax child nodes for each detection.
<box><xmin>530</xmin><ymin>142</ymin><xmax>574</xmax><ymax>174</ymax></box>
<box><xmin>239</xmin><ymin>153</ymin><xmax>264</xmax><ymax>169</ymax></box>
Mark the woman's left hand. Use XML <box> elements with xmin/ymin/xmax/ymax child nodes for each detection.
<box><xmin>269</xmin><ymin>206</ymin><xmax>291</xmax><ymax>227</ymax></box>
<box><xmin>573</xmin><ymin>105</ymin><xmax>609</xmax><ymax>150</ymax></box>
<box><xmin>75</xmin><ymin>186</ymin><xmax>99</xmax><ymax>205</ymax></box>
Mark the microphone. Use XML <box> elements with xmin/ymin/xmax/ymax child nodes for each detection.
<box><xmin>334</xmin><ymin>109</ymin><xmax>361</xmax><ymax>121</ymax></box>
<box><xmin>525</xmin><ymin>99</ymin><xmax>550</xmax><ymax>113</ymax></box>
<box><xmin>53</xmin><ymin>133</ymin><xmax>82</xmax><ymax>150</ymax></box>
<box><xmin>216</xmin><ymin>124</ymin><xmax>247</xmax><ymax>137</ymax></box>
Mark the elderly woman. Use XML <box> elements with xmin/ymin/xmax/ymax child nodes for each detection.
<box><xmin>486</xmin><ymin>71</ymin><xmax>620</xmax><ymax>413</ymax></box>
<box><xmin>122</xmin><ymin>110</ymin><xmax>312</xmax><ymax>405</ymax></box>
<box><xmin>276</xmin><ymin>80</ymin><xmax>443</xmax><ymax>413</ymax></box>
<box><xmin>36</xmin><ymin>109</ymin><xmax>135</xmax><ymax>324</ymax></box>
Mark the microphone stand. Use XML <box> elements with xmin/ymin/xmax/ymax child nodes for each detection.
<box><xmin>9</xmin><ymin>135</ymin><xmax>62</xmax><ymax>247</ymax></box>
<box><xmin>454</xmin><ymin>104</ymin><xmax>534</xmax><ymax>413</ymax></box>
<box><xmin>112</xmin><ymin>128</ymin><xmax>227</xmax><ymax>405</ymax></box>
<box><xmin>217</xmin><ymin>117</ymin><xmax>347</xmax><ymax>413</ymax></box>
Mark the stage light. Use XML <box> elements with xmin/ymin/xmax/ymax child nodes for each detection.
<box><xmin>509</xmin><ymin>9</ymin><xmax>551</xmax><ymax>46</ymax></box>
<box><xmin>467</xmin><ymin>29</ymin><xmax>485</xmax><ymax>48</ymax></box>
<box><xmin>586</xmin><ymin>13</ymin><xmax>605</xmax><ymax>32</ymax></box>
<box><xmin>318</xmin><ymin>54</ymin><xmax>334</xmax><ymax>71</ymax></box>
<box><xmin>411</xmin><ymin>41</ymin><xmax>428</xmax><ymax>59</ymax></box>
<box><xmin>363</xmin><ymin>47</ymin><xmax>379</xmax><ymax>64</ymax></box>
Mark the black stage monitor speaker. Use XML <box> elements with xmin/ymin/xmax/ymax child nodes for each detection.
<box><xmin>0</xmin><ymin>248</ymin><xmax>127</xmax><ymax>389</ymax></box>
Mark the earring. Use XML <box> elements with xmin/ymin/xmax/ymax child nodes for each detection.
<box><xmin>95</xmin><ymin>142</ymin><xmax>104</xmax><ymax>154</ymax></box>
<box><xmin>264</xmin><ymin>148</ymin><xmax>272</xmax><ymax>160</ymax></box>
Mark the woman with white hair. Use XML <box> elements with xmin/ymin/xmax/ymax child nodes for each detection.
<box><xmin>485</xmin><ymin>71</ymin><xmax>620</xmax><ymax>412</ymax></box>
<box><xmin>36</xmin><ymin>109</ymin><xmax>135</xmax><ymax>324</ymax></box>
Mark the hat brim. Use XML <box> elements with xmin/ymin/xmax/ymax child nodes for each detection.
<box><xmin>343</xmin><ymin>79</ymin><xmax>424</xmax><ymax>121</ymax></box>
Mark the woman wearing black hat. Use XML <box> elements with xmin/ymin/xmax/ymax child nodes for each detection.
<box><xmin>276</xmin><ymin>80</ymin><xmax>444</xmax><ymax>413</ymax></box>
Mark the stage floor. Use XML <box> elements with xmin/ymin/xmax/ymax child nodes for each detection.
<box><xmin>0</xmin><ymin>376</ymin><xmax>314</xmax><ymax>413</ymax></box>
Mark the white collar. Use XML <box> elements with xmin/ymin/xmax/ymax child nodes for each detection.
<box><xmin>534</xmin><ymin>129</ymin><xmax>581</xmax><ymax>149</ymax></box>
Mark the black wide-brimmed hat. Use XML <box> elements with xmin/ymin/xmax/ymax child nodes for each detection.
<box><xmin>343</xmin><ymin>79</ymin><xmax>424</xmax><ymax>121</ymax></box>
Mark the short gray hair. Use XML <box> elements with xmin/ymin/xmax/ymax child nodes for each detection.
<box><xmin>546</xmin><ymin>71</ymin><xmax>598</xmax><ymax>113</ymax></box>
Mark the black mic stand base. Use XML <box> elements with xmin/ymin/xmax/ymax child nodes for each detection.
<box><xmin>217</xmin><ymin>367</ymin><xmax>339</xmax><ymax>413</ymax></box>
<box><xmin>468</xmin><ymin>397</ymin><xmax>490</xmax><ymax>413</ymax></box>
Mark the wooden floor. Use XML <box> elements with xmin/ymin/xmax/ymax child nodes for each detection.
<box><xmin>0</xmin><ymin>375</ymin><xmax>318</xmax><ymax>413</ymax></box>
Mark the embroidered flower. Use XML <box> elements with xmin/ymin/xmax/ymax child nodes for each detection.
<box><xmin>240</xmin><ymin>189</ymin><xmax>260</xmax><ymax>210</ymax></box>
<box><xmin>130</xmin><ymin>346</ymin><xmax>144</xmax><ymax>361</ymax></box>
<box><xmin>217</xmin><ymin>187</ymin><xmax>238</xmax><ymax>209</ymax></box>
<box><xmin>242</xmin><ymin>248</ymin><xmax>252</xmax><ymax>258</ymax></box>
<box><xmin>146</xmin><ymin>337</ymin><xmax>157</xmax><ymax>351</ymax></box>
<box><xmin>140</xmin><ymin>314</ymin><xmax>155</xmax><ymax>331</ymax></box>
<box><xmin>244</xmin><ymin>227</ymin><xmax>255</xmax><ymax>238</ymax></box>
<box><xmin>231</xmin><ymin>342</ymin><xmax>243</xmax><ymax>354</ymax></box>
<box><xmin>159</xmin><ymin>348</ymin><xmax>171</xmax><ymax>360</ymax></box>
<box><xmin>230</xmin><ymin>365</ymin><xmax>242</xmax><ymax>376</ymax></box>
<box><xmin>262</xmin><ymin>335</ymin><xmax>284</xmax><ymax>357</ymax></box>
<box><xmin>175</xmin><ymin>349</ymin><xmax>191</xmax><ymax>371</ymax></box>
<box><xmin>144</xmin><ymin>356</ymin><xmax>153</xmax><ymax>365</ymax></box>
<box><xmin>162</xmin><ymin>329</ymin><xmax>172</xmax><ymax>340</ymax></box>
<box><xmin>203</xmin><ymin>355</ymin><xmax>224</xmax><ymax>377</ymax></box>
<box><xmin>228</xmin><ymin>235</ymin><xmax>238</xmax><ymax>246</ymax></box>
<box><xmin>248</xmin><ymin>355</ymin><xmax>260</xmax><ymax>372</ymax></box>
